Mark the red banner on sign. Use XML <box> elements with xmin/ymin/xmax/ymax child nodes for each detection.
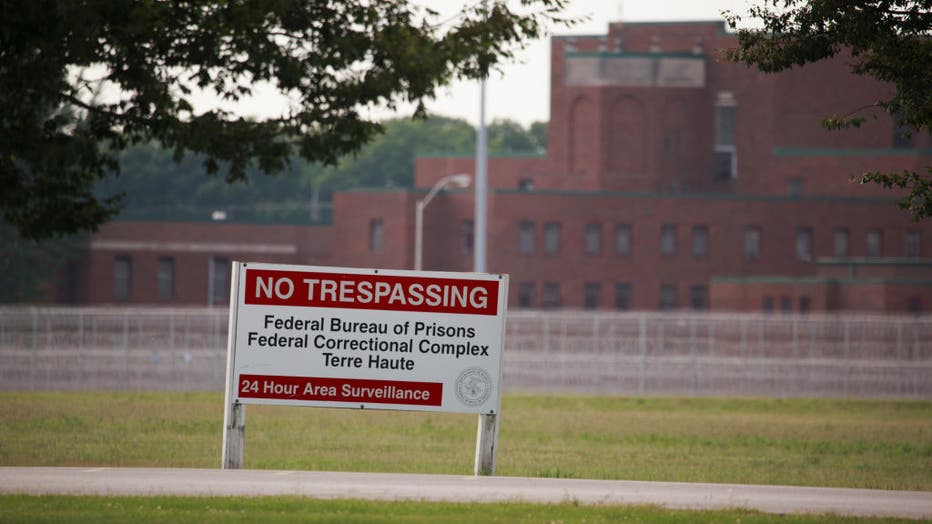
<box><xmin>243</xmin><ymin>268</ymin><xmax>499</xmax><ymax>316</ymax></box>
<box><xmin>238</xmin><ymin>374</ymin><xmax>443</xmax><ymax>406</ymax></box>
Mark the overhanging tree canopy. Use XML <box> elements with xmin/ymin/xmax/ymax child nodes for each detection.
<box><xmin>0</xmin><ymin>0</ymin><xmax>571</xmax><ymax>239</ymax></box>
<box><xmin>723</xmin><ymin>0</ymin><xmax>932</xmax><ymax>221</ymax></box>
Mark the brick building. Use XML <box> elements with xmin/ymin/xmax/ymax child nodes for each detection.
<box><xmin>68</xmin><ymin>20</ymin><xmax>932</xmax><ymax>313</ymax></box>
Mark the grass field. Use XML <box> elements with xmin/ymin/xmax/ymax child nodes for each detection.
<box><xmin>1</xmin><ymin>392</ymin><xmax>930</xmax><ymax>491</ymax></box>
<box><xmin>0</xmin><ymin>495</ymin><xmax>922</xmax><ymax>524</ymax></box>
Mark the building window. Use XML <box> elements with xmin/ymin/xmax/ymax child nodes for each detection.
<box><xmin>543</xmin><ymin>222</ymin><xmax>561</xmax><ymax>255</ymax></box>
<box><xmin>796</xmin><ymin>226</ymin><xmax>813</xmax><ymax>262</ymax></box>
<box><xmin>713</xmin><ymin>92</ymin><xmax>737</xmax><ymax>180</ymax></box>
<box><xmin>780</xmin><ymin>296</ymin><xmax>792</xmax><ymax>314</ymax></box>
<box><xmin>460</xmin><ymin>220</ymin><xmax>474</xmax><ymax>256</ymax></box>
<box><xmin>659</xmin><ymin>284</ymin><xmax>677</xmax><ymax>311</ymax></box>
<box><xmin>907</xmin><ymin>296</ymin><xmax>922</xmax><ymax>314</ymax></box>
<box><xmin>762</xmin><ymin>296</ymin><xmax>774</xmax><ymax>313</ymax></box>
<box><xmin>583</xmin><ymin>282</ymin><xmax>601</xmax><ymax>309</ymax></box>
<box><xmin>113</xmin><ymin>255</ymin><xmax>132</xmax><ymax>302</ymax></box>
<box><xmin>157</xmin><ymin>257</ymin><xmax>174</xmax><ymax>302</ymax></box>
<box><xmin>893</xmin><ymin>109</ymin><xmax>915</xmax><ymax>149</ymax></box>
<box><xmin>744</xmin><ymin>226</ymin><xmax>761</xmax><ymax>261</ymax></box>
<box><xmin>615</xmin><ymin>224</ymin><xmax>632</xmax><ymax>256</ymax></box>
<box><xmin>692</xmin><ymin>226</ymin><xmax>708</xmax><ymax>258</ymax></box>
<box><xmin>905</xmin><ymin>230</ymin><xmax>921</xmax><ymax>258</ymax></box>
<box><xmin>518</xmin><ymin>178</ymin><xmax>535</xmax><ymax>191</ymax></box>
<box><xmin>519</xmin><ymin>221</ymin><xmax>535</xmax><ymax>255</ymax></box>
<box><xmin>799</xmin><ymin>296</ymin><xmax>811</xmax><ymax>314</ymax></box>
<box><xmin>542</xmin><ymin>282</ymin><xmax>561</xmax><ymax>309</ymax></box>
<box><xmin>369</xmin><ymin>218</ymin><xmax>384</xmax><ymax>252</ymax></box>
<box><xmin>833</xmin><ymin>228</ymin><xmax>849</xmax><ymax>258</ymax></box>
<box><xmin>517</xmin><ymin>282</ymin><xmax>535</xmax><ymax>308</ymax></box>
<box><xmin>690</xmin><ymin>285</ymin><xmax>708</xmax><ymax>311</ymax></box>
<box><xmin>584</xmin><ymin>222</ymin><xmax>602</xmax><ymax>256</ymax></box>
<box><xmin>209</xmin><ymin>257</ymin><xmax>229</xmax><ymax>306</ymax></box>
<box><xmin>866</xmin><ymin>229</ymin><xmax>883</xmax><ymax>257</ymax></box>
<box><xmin>614</xmin><ymin>283</ymin><xmax>631</xmax><ymax>310</ymax></box>
<box><xmin>787</xmin><ymin>178</ymin><xmax>804</xmax><ymax>197</ymax></box>
<box><xmin>660</xmin><ymin>224</ymin><xmax>677</xmax><ymax>256</ymax></box>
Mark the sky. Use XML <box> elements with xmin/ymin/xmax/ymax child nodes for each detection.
<box><xmin>209</xmin><ymin>0</ymin><xmax>761</xmax><ymax>128</ymax></box>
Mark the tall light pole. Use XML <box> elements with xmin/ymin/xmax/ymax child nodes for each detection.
<box><xmin>473</xmin><ymin>4</ymin><xmax>496</xmax><ymax>475</ymax></box>
<box><xmin>414</xmin><ymin>173</ymin><xmax>471</xmax><ymax>271</ymax></box>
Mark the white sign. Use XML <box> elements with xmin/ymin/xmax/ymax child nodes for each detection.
<box><xmin>225</xmin><ymin>262</ymin><xmax>508</xmax><ymax>414</ymax></box>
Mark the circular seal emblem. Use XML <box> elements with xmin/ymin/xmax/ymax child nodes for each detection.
<box><xmin>455</xmin><ymin>367</ymin><xmax>493</xmax><ymax>407</ymax></box>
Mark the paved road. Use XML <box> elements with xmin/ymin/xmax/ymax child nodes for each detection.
<box><xmin>2</xmin><ymin>467</ymin><xmax>931</xmax><ymax>519</ymax></box>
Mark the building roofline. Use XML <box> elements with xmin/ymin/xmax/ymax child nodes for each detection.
<box><xmin>339</xmin><ymin>187</ymin><xmax>900</xmax><ymax>206</ymax></box>
<box><xmin>816</xmin><ymin>257</ymin><xmax>932</xmax><ymax>267</ymax></box>
<box><xmin>608</xmin><ymin>20</ymin><xmax>726</xmax><ymax>27</ymax></box>
<box><xmin>491</xmin><ymin>188</ymin><xmax>898</xmax><ymax>204</ymax></box>
<box><xmin>416</xmin><ymin>151</ymin><xmax>546</xmax><ymax>160</ymax></box>
<box><xmin>712</xmin><ymin>276</ymin><xmax>932</xmax><ymax>286</ymax></box>
<box><xmin>565</xmin><ymin>51</ymin><xmax>705</xmax><ymax>60</ymax></box>
<box><xmin>774</xmin><ymin>147</ymin><xmax>932</xmax><ymax>157</ymax></box>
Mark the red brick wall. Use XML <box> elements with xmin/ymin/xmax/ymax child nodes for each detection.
<box><xmin>331</xmin><ymin>190</ymin><xmax>417</xmax><ymax>270</ymax></box>
<box><xmin>77</xmin><ymin>221</ymin><xmax>332</xmax><ymax>305</ymax></box>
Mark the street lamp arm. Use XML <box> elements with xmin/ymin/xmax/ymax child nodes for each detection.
<box><xmin>414</xmin><ymin>173</ymin><xmax>471</xmax><ymax>271</ymax></box>
<box><xmin>421</xmin><ymin>173</ymin><xmax>472</xmax><ymax>208</ymax></box>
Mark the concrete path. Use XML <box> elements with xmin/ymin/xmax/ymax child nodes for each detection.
<box><xmin>1</xmin><ymin>467</ymin><xmax>930</xmax><ymax>519</ymax></box>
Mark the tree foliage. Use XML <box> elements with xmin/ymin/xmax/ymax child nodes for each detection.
<box><xmin>0</xmin><ymin>0</ymin><xmax>571</xmax><ymax>239</ymax></box>
<box><xmin>97</xmin><ymin>116</ymin><xmax>546</xmax><ymax>223</ymax></box>
<box><xmin>723</xmin><ymin>0</ymin><xmax>932</xmax><ymax>221</ymax></box>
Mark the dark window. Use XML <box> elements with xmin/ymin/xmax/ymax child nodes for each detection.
<box><xmin>542</xmin><ymin>282</ymin><xmax>561</xmax><ymax>309</ymax></box>
<box><xmin>543</xmin><ymin>222</ymin><xmax>561</xmax><ymax>255</ymax></box>
<box><xmin>583</xmin><ymin>282</ymin><xmax>601</xmax><ymax>309</ymax></box>
<box><xmin>157</xmin><ymin>257</ymin><xmax>174</xmax><ymax>302</ymax></box>
<box><xmin>799</xmin><ymin>296</ymin><xmax>811</xmax><ymax>314</ymax></box>
<box><xmin>614</xmin><ymin>283</ymin><xmax>631</xmax><ymax>310</ymax></box>
<box><xmin>519</xmin><ymin>221</ymin><xmax>535</xmax><ymax>255</ymax></box>
<box><xmin>660</xmin><ymin>224</ymin><xmax>677</xmax><ymax>256</ymax></box>
<box><xmin>715</xmin><ymin>104</ymin><xmax>736</xmax><ymax>146</ymax></box>
<box><xmin>713</xmin><ymin>99</ymin><xmax>737</xmax><ymax>180</ymax></box>
<box><xmin>866</xmin><ymin>229</ymin><xmax>883</xmax><ymax>257</ymax></box>
<box><xmin>518</xmin><ymin>178</ymin><xmax>535</xmax><ymax>191</ymax></box>
<box><xmin>908</xmin><ymin>296</ymin><xmax>922</xmax><ymax>314</ymax></box>
<box><xmin>615</xmin><ymin>224</ymin><xmax>632</xmax><ymax>256</ymax></box>
<box><xmin>787</xmin><ymin>178</ymin><xmax>804</xmax><ymax>197</ymax></box>
<box><xmin>833</xmin><ymin>228</ymin><xmax>849</xmax><ymax>258</ymax></box>
<box><xmin>762</xmin><ymin>296</ymin><xmax>774</xmax><ymax>313</ymax></box>
<box><xmin>460</xmin><ymin>220</ymin><xmax>474</xmax><ymax>256</ymax></box>
<box><xmin>369</xmin><ymin>219</ymin><xmax>384</xmax><ymax>252</ymax></box>
<box><xmin>796</xmin><ymin>226</ymin><xmax>813</xmax><ymax>262</ymax></box>
<box><xmin>660</xmin><ymin>284</ymin><xmax>676</xmax><ymax>311</ymax></box>
<box><xmin>905</xmin><ymin>231</ymin><xmax>921</xmax><ymax>258</ymax></box>
<box><xmin>713</xmin><ymin>151</ymin><xmax>735</xmax><ymax>181</ymax></box>
<box><xmin>692</xmin><ymin>226</ymin><xmax>708</xmax><ymax>258</ymax></box>
<box><xmin>584</xmin><ymin>222</ymin><xmax>602</xmax><ymax>256</ymax></box>
<box><xmin>209</xmin><ymin>257</ymin><xmax>229</xmax><ymax>306</ymax></box>
<box><xmin>690</xmin><ymin>285</ymin><xmax>708</xmax><ymax>310</ymax></box>
<box><xmin>893</xmin><ymin>109</ymin><xmax>915</xmax><ymax>149</ymax></box>
<box><xmin>745</xmin><ymin>226</ymin><xmax>761</xmax><ymax>260</ymax></box>
<box><xmin>780</xmin><ymin>296</ymin><xmax>792</xmax><ymax>314</ymax></box>
<box><xmin>114</xmin><ymin>255</ymin><xmax>132</xmax><ymax>302</ymax></box>
<box><xmin>517</xmin><ymin>282</ymin><xmax>535</xmax><ymax>308</ymax></box>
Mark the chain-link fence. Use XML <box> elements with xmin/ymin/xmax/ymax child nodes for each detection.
<box><xmin>1</xmin><ymin>307</ymin><xmax>929</xmax><ymax>398</ymax></box>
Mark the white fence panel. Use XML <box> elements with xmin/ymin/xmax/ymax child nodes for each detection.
<box><xmin>1</xmin><ymin>307</ymin><xmax>930</xmax><ymax>398</ymax></box>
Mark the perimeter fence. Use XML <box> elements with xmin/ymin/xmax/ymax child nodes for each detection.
<box><xmin>0</xmin><ymin>307</ymin><xmax>929</xmax><ymax>399</ymax></box>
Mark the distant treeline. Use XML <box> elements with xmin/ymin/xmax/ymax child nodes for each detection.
<box><xmin>97</xmin><ymin>116</ymin><xmax>546</xmax><ymax>224</ymax></box>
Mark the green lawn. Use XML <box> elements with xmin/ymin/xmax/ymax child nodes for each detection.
<box><xmin>0</xmin><ymin>393</ymin><xmax>930</xmax><ymax>491</ymax></box>
<box><xmin>0</xmin><ymin>496</ymin><xmax>920</xmax><ymax>524</ymax></box>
